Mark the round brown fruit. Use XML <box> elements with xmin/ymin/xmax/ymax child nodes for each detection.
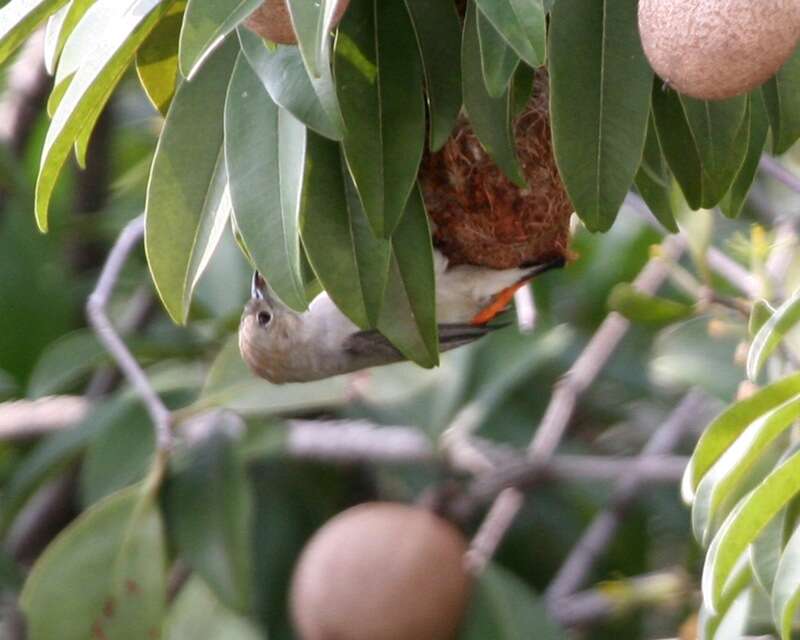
<box><xmin>420</xmin><ymin>70</ymin><xmax>572</xmax><ymax>270</ymax></box>
<box><xmin>290</xmin><ymin>502</ymin><xmax>472</xmax><ymax>640</ymax></box>
<box><xmin>638</xmin><ymin>0</ymin><xmax>800</xmax><ymax>100</ymax></box>
<box><xmin>244</xmin><ymin>0</ymin><xmax>350</xmax><ymax>45</ymax></box>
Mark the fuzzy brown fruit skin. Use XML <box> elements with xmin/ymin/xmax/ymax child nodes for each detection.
<box><xmin>290</xmin><ymin>502</ymin><xmax>471</xmax><ymax>640</ymax></box>
<box><xmin>244</xmin><ymin>0</ymin><xmax>350</xmax><ymax>45</ymax></box>
<box><xmin>638</xmin><ymin>0</ymin><xmax>800</xmax><ymax>101</ymax></box>
<box><xmin>420</xmin><ymin>71</ymin><xmax>573</xmax><ymax>270</ymax></box>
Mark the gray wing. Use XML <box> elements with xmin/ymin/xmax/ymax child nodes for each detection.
<box><xmin>344</xmin><ymin>322</ymin><xmax>507</xmax><ymax>364</ymax></box>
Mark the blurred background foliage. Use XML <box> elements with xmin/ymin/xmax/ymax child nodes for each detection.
<box><xmin>2</xmin><ymin>4</ymin><xmax>800</xmax><ymax>639</ymax></box>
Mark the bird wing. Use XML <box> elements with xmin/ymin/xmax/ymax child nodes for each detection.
<box><xmin>344</xmin><ymin>323</ymin><xmax>507</xmax><ymax>361</ymax></box>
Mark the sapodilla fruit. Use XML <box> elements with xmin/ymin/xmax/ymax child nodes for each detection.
<box><xmin>244</xmin><ymin>0</ymin><xmax>350</xmax><ymax>45</ymax></box>
<box><xmin>638</xmin><ymin>0</ymin><xmax>800</xmax><ymax>100</ymax></box>
<box><xmin>290</xmin><ymin>502</ymin><xmax>472</xmax><ymax>640</ymax></box>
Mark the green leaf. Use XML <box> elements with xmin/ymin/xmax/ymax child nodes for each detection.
<box><xmin>187</xmin><ymin>335</ymin><xmax>348</xmax><ymax>416</ymax></box>
<box><xmin>682</xmin><ymin>372</ymin><xmax>800</xmax><ymax>502</ymax></box>
<box><xmin>80</xmin><ymin>403</ymin><xmax>155</xmax><ymax>506</ymax></box>
<box><xmin>376</xmin><ymin>186</ymin><xmax>438</xmax><ymax>367</ymax></box>
<box><xmin>749</xmin><ymin>299</ymin><xmax>775</xmax><ymax>338</ymax></box>
<box><xmin>703</xmin><ymin>449</ymin><xmax>800</xmax><ymax>611</ymax></box>
<box><xmin>750</xmin><ymin>506</ymin><xmax>786</xmax><ymax>595</ymax></box>
<box><xmin>477</xmin><ymin>8</ymin><xmax>519</xmax><ymax>98</ymax></box>
<box><xmin>225</xmin><ymin>52</ymin><xmax>308</xmax><ymax>312</ymax></box>
<box><xmin>237</xmin><ymin>27</ymin><xmax>341</xmax><ymax>140</ymax></box>
<box><xmin>474</xmin><ymin>0</ymin><xmax>545</xmax><ymax>69</ymax></box>
<box><xmin>179</xmin><ymin>0</ymin><xmax>261</xmax><ymax>78</ymax></box>
<box><xmin>334</xmin><ymin>0</ymin><xmax>425</xmax><ymax>237</ymax></box>
<box><xmin>165</xmin><ymin>577</ymin><xmax>262</xmax><ymax>640</ymax></box>
<box><xmin>166</xmin><ymin>420</ymin><xmax>253</xmax><ymax>612</ymax></box>
<box><xmin>763</xmin><ymin>44</ymin><xmax>800</xmax><ymax>155</ymax></box>
<box><xmin>402</xmin><ymin>0</ymin><xmax>462</xmax><ymax>151</ymax></box>
<box><xmin>52</xmin><ymin>0</ymin><xmax>121</xmax><ymax>89</ymax></box>
<box><xmin>137</xmin><ymin>1</ymin><xmax>185</xmax><ymax>115</ymax></box>
<box><xmin>27</xmin><ymin>330</ymin><xmax>107</xmax><ymax>397</ymax></box>
<box><xmin>772</xmin><ymin>521</ymin><xmax>800</xmax><ymax>640</ymax></box>
<box><xmin>461</xmin><ymin>564</ymin><xmax>566</xmax><ymax>639</ymax></box>
<box><xmin>145</xmin><ymin>37</ymin><xmax>238</xmax><ymax>324</ymax></box>
<box><xmin>284</xmin><ymin>0</ymin><xmax>344</xmax><ymax>132</ymax></box>
<box><xmin>299</xmin><ymin>131</ymin><xmax>390</xmax><ymax>329</ymax></box>
<box><xmin>634</xmin><ymin>113</ymin><xmax>678</xmax><ymax>232</ymax></box>
<box><xmin>679</xmin><ymin>93</ymin><xmax>749</xmax><ymax>209</ymax></box>
<box><xmin>549</xmin><ymin>0</ymin><xmax>653</xmax><ymax>231</ymax></box>
<box><xmin>607</xmin><ymin>283</ymin><xmax>692</xmax><ymax>327</ymax></box>
<box><xmin>0</xmin><ymin>0</ymin><xmax>70</xmax><ymax>66</ymax></box>
<box><xmin>652</xmin><ymin>85</ymin><xmax>704</xmax><ymax>210</ymax></box>
<box><xmin>35</xmin><ymin>0</ymin><xmax>173</xmax><ymax>231</ymax></box>
<box><xmin>691</xmin><ymin>396</ymin><xmax>800</xmax><ymax>544</ymax></box>
<box><xmin>748</xmin><ymin>287</ymin><xmax>800</xmax><ymax>381</ymax></box>
<box><xmin>43</xmin><ymin>0</ymin><xmax>92</xmax><ymax>74</ymax></box>
<box><xmin>720</xmin><ymin>92</ymin><xmax>769</xmax><ymax>219</ymax></box>
<box><xmin>698</xmin><ymin>565</ymin><xmax>752</xmax><ymax>640</ymax></box>
<box><xmin>0</xmin><ymin>399</ymin><xmax>125</xmax><ymax>535</ymax></box>
<box><xmin>462</xmin><ymin>1</ymin><xmax>525</xmax><ymax>186</ymax></box>
<box><xmin>20</xmin><ymin>485</ymin><xmax>166</xmax><ymax>640</ymax></box>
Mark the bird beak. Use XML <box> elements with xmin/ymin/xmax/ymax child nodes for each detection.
<box><xmin>251</xmin><ymin>271</ymin><xmax>266</xmax><ymax>300</ymax></box>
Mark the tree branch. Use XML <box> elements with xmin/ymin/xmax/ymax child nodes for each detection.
<box><xmin>0</xmin><ymin>396</ymin><xmax>89</xmax><ymax>441</ymax></box>
<box><xmin>85</xmin><ymin>214</ymin><xmax>172</xmax><ymax>452</ymax></box>
<box><xmin>545</xmin><ymin>390</ymin><xmax>708</xmax><ymax>606</ymax></box>
<box><xmin>465</xmin><ymin>234</ymin><xmax>686</xmax><ymax>573</ymax></box>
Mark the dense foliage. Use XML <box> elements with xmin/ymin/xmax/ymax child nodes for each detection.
<box><xmin>1</xmin><ymin>0</ymin><xmax>800</xmax><ymax>638</ymax></box>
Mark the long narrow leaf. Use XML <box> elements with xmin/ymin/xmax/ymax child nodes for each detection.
<box><xmin>225</xmin><ymin>52</ymin><xmax>308</xmax><ymax>312</ymax></box>
<box><xmin>334</xmin><ymin>0</ymin><xmax>425</xmax><ymax>237</ymax></box>
<box><xmin>549</xmin><ymin>0</ymin><xmax>652</xmax><ymax>231</ymax></box>
<box><xmin>462</xmin><ymin>1</ymin><xmax>525</xmax><ymax>186</ymax></box>
<box><xmin>0</xmin><ymin>0</ymin><xmax>70</xmax><ymax>66</ymax></box>
<box><xmin>237</xmin><ymin>27</ymin><xmax>341</xmax><ymax>140</ymax></box>
<box><xmin>703</xmin><ymin>449</ymin><xmax>800</xmax><ymax>611</ymax></box>
<box><xmin>402</xmin><ymin>0</ymin><xmax>461</xmax><ymax>151</ymax></box>
<box><xmin>36</xmin><ymin>0</ymin><xmax>173</xmax><ymax>231</ymax></box>
<box><xmin>178</xmin><ymin>0</ymin><xmax>261</xmax><ymax>78</ymax></box>
<box><xmin>682</xmin><ymin>372</ymin><xmax>800</xmax><ymax>501</ymax></box>
<box><xmin>145</xmin><ymin>37</ymin><xmax>238</xmax><ymax>323</ymax></box>
<box><xmin>748</xmin><ymin>288</ymin><xmax>800</xmax><ymax>381</ymax></box>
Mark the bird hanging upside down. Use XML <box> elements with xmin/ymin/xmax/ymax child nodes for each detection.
<box><xmin>240</xmin><ymin>69</ymin><xmax>573</xmax><ymax>384</ymax></box>
<box><xmin>239</xmin><ymin>254</ymin><xmax>564</xmax><ymax>384</ymax></box>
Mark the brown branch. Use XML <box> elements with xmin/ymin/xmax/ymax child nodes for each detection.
<box><xmin>545</xmin><ymin>390</ymin><xmax>708</xmax><ymax>606</ymax></box>
<box><xmin>0</xmin><ymin>396</ymin><xmax>90</xmax><ymax>441</ymax></box>
<box><xmin>465</xmin><ymin>234</ymin><xmax>686</xmax><ymax>573</ymax></box>
<box><xmin>551</xmin><ymin>569</ymin><xmax>690</xmax><ymax>628</ymax></box>
<box><xmin>86</xmin><ymin>214</ymin><xmax>172</xmax><ymax>452</ymax></box>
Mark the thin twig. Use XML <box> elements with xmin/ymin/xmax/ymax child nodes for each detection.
<box><xmin>551</xmin><ymin>569</ymin><xmax>690</xmax><ymax>628</ymax></box>
<box><xmin>624</xmin><ymin>192</ymin><xmax>761</xmax><ymax>298</ymax></box>
<box><xmin>545</xmin><ymin>390</ymin><xmax>708</xmax><ymax>606</ymax></box>
<box><xmin>467</xmin><ymin>454</ymin><xmax>688</xmax><ymax>501</ymax></box>
<box><xmin>0</xmin><ymin>396</ymin><xmax>90</xmax><ymax>440</ymax></box>
<box><xmin>465</xmin><ymin>234</ymin><xmax>686</xmax><ymax>573</ymax></box>
<box><xmin>760</xmin><ymin>154</ymin><xmax>800</xmax><ymax>194</ymax></box>
<box><xmin>86</xmin><ymin>215</ymin><xmax>172</xmax><ymax>451</ymax></box>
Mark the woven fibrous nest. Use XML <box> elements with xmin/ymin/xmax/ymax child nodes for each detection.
<box><xmin>420</xmin><ymin>71</ymin><xmax>573</xmax><ymax>270</ymax></box>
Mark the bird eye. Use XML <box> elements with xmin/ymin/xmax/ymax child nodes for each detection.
<box><xmin>257</xmin><ymin>310</ymin><xmax>273</xmax><ymax>328</ymax></box>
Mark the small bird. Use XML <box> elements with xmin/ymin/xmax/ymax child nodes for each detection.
<box><xmin>239</xmin><ymin>252</ymin><xmax>564</xmax><ymax>383</ymax></box>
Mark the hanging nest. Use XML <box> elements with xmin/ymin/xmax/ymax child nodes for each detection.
<box><xmin>419</xmin><ymin>70</ymin><xmax>573</xmax><ymax>270</ymax></box>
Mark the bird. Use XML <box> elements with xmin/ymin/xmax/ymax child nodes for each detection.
<box><xmin>239</xmin><ymin>252</ymin><xmax>564</xmax><ymax>384</ymax></box>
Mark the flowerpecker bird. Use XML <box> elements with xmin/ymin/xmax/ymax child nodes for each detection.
<box><xmin>239</xmin><ymin>253</ymin><xmax>564</xmax><ymax>384</ymax></box>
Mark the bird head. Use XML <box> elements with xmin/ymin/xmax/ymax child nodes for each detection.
<box><xmin>239</xmin><ymin>272</ymin><xmax>306</xmax><ymax>384</ymax></box>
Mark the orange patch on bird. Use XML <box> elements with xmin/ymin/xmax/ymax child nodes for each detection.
<box><xmin>420</xmin><ymin>70</ymin><xmax>572</xmax><ymax>271</ymax></box>
<box><xmin>471</xmin><ymin>282</ymin><xmax>526</xmax><ymax>325</ymax></box>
